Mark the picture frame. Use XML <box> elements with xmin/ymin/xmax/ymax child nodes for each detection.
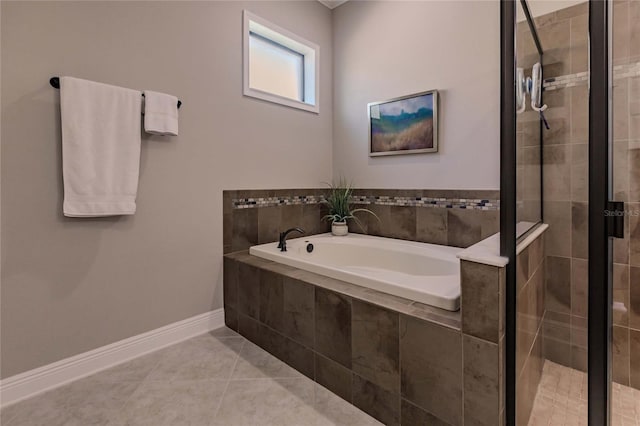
<box><xmin>368</xmin><ymin>89</ymin><xmax>439</xmax><ymax>157</ymax></box>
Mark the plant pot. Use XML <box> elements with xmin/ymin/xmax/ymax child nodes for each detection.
<box><xmin>331</xmin><ymin>221</ymin><xmax>348</xmax><ymax>236</ymax></box>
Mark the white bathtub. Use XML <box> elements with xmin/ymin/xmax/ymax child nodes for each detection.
<box><xmin>249</xmin><ymin>233</ymin><xmax>461</xmax><ymax>311</ymax></box>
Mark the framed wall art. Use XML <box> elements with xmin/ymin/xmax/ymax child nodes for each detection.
<box><xmin>368</xmin><ymin>89</ymin><xmax>438</xmax><ymax>156</ymax></box>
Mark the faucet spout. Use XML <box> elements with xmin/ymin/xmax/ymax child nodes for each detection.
<box><xmin>277</xmin><ymin>227</ymin><xmax>305</xmax><ymax>252</ymax></box>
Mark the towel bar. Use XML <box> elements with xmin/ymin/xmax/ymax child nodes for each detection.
<box><xmin>49</xmin><ymin>77</ymin><xmax>182</xmax><ymax>109</ymax></box>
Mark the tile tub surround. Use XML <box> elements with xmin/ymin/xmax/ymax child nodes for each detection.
<box><xmin>535</xmin><ymin>1</ymin><xmax>640</xmax><ymax>390</ymax></box>
<box><xmin>224</xmin><ymin>250</ymin><xmax>506</xmax><ymax>425</ymax></box>
<box><xmin>223</xmin><ymin>189</ymin><xmax>500</xmax><ymax>254</ymax></box>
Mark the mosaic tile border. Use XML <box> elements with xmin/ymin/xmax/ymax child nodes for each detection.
<box><xmin>543</xmin><ymin>61</ymin><xmax>640</xmax><ymax>91</ymax></box>
<box><xmin>232</xmin><ymin>195</ymin><xmax>500</xmax><ymax>211</ymax></box>
<box><xmin>233</xmin><ymin>195</ymin><xmax>323</xmax><ymax>208</ymax></box>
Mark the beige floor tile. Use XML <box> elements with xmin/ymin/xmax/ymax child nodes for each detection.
<box><xmin>528</xmin><ymin>361</ymin><xmax>640</xmax><ymax>426</ymax></box>
<box><xmin>90</xmin><ymin>350</ymin><xmax>164</xmax><ymax>383</ymax></box>
<box><xmin>208</xmin><ymin>327</ymin><xmax>242</xmax><ymax>338</ymax></box>
<box><xmin>146</xmin><ymin>334</ymin><xmax>245</xmax><ymax>381</ymax></box>
<box><xmin>0</xmin><ymin>328</ymin><xmax>379</xmax><ymax>426</ymax></box>
<box><xmin>3</xmin><ymin>377</ymin><xmax>140</xmax><ymax>426</ymax></box>
<box><xmin>230</xmin><ymin>341</ymin><xmax>304</xmax><ymax>380</ymax></box>
<box><xmin>212</xmin><ymin>377</ymin><xmax>319</xmax><ymax>426</ymax></box>
<box><xmin>114</xmin><ymin>379</ymin><xmax>227</xmax><ymax>426</ymax></box>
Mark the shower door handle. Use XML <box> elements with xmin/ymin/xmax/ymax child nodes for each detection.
<box><xmin>606</xmin><ymin>201</ymin><xmax>625</xmax><ymax>239</ymax></box>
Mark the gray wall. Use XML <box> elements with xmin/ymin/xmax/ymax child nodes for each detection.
<box><xmin>332</xmin><ymin>0</ymin><xmax>500</xmax><ymax>189</ymax></box>
<box><xmin>1</xmin><ymin>1</ymin><xmax>333</xmax><ymax>378</ymax></box>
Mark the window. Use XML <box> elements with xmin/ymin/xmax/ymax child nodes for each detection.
<box><xmin>243</xmin><ymin>10</ymin><xmax>319</xmax><ymax>113</ymax></box>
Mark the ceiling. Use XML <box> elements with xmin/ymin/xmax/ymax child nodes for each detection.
<box><xmin>317</xmin><ymin>0</ymin><xmax>348</xmax><ymax>9</ymax></box>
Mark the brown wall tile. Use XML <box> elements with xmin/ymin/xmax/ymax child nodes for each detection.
<box><xmin>543</xmin><ymin>311</ymin><xmax>571</xmax><ymax>367</ymax></box>
<box><xmin>352</xmin><ymin>374</ymin><xmax>400</xmax><ymax>426</ymax></box>
<box><xmin>260</xmin><ymin>323</ymin><xmax>315</xmax><ymax>379</ymax></box>
<box><xmin>556</xmin><ymin>2</ymin><xmax>587</xmax><ymax>20</ymax></box>
<box><xmin>538</xmin><ymin>20</ymin><xmax>571</xmax><ymax>78</ymax></box>
<box><xmin>366</xmin><ymin>204</ymin><xmax>390</xmax><ymax>237</ymax></box>
<box><xmin>516</xmin><ymin>334</ymin><xmax>543</xmax><ymax>426</ymax></box>
<box><xmin>570</xmin><ymin>85</ymin><xmax>589</xmax><ymax>143</ymax></box>
<box><xmin>302</xmin><ymin>204</ymin><xmax>329</xmax><ymax>235</ymax></box>
<box><xmin>225</xmin><ymin>189</ymin><xmax>498</xmax><ymax>253</ymax></box>
<box><xmin>630</xmin><ymin>150</ymin><xmax>640</xmax><ymax>202</ymax></box>
<box><xmin>631</xmin><ymin>329</ymin><xmax>640</xmax><ymax>389</ymax></box>
<box><xmin>282</xmin><ymin>277</ymin><xmax>315</xmax><ymax>348</ymax></box>
<box><xmin>613</xmin><ymin>141</ymin><xmax>629</xmax><ymax>218</ymax></box>
<box><xmin>388</xmin><ymin>206</ymin><xmax>416</xmax><ymax>241</ymax></box>
<box><xmin>528</xmin><ymin>234</ymin><xmax>544</xmax><ymax>275</ymax></box>
<box><xmin>237</xmin><ymin>263</ymin><xmax>260</xmax><ymax>320</ymax></box>
<box><xmin>231</xmin><ymin>208</ymin><xmax>258</xmax><ymax>252</ymax></box>
<box><xmin>257</xmin><ymin>206</ymin><xmax>281</xmax><ymax>244</ymax></box>
<box><xmin>571</xmin><ymin>144</ymin><xmax>588</xmax><ymax>202</ymax></box>
<box><xmin>315</xmin><ymin>353</ymin><xmax>352</xmax><ymax>403</ymax></box>
<box><xmin>259</xmin><ymin>270</ymin><xmax>284</xmax><ymax>331</ymax></box>
<box><xmin>224</xmin><ymin>306</ymin><xmax>238</xmax><ymax>332</ymax></box>
<box><xmin>315</xmin><ymin>288</ymin><xmax>352</xmax><ymax>368</ymax></box>
<box><xmin>613</xmin><ymin>263</ymin><xmax>630</xmax><ymax>326</ymax></box>
<box><xmin>223</xmin><ymin>257</ymin><xmax>238</xmax><ymax>310</ymax></box>
<box><xmin>571</xmin><ymin>258</ymin><xmax>588</xmax><ymax>318</ymax></box>
<box><xmin>461</xmin><ymin>261</ymin><xmax>501</xmax><ymax>343</ymax></box>
<box><xmin>223</xmin><ymin>212</ymin><xmax>233</xmax><ymax>253</ymax></box>
<box><xmin>517</xmin><ymin>263</ymin><xmax>543</xmax><ymax>376</ymax></box>
<box><xmin>569</xmin><ymin>13</ymin><xmax>588</xmax><ymax>74</ymax></box>
<box><xmin>238</xmin><ymin>312</ymin><xmax>261</xmax><ymax>345</ymax></box>
<box><xmin>613</xmin><ymin>325</ymin><xmax>630</xmax><ymax>386</ymax></box>
<box><xmin>447</xmin><ymin>209</ymin><xmax>482</xmax><ymax>248</ymax></box>
<box><xmin>517</xmin><ymin>247</ymin><xmax>530</xmax><ymax>294</ymax></box>
<box><xmin>543</xmin><ymin>145</ymin><xmax>572</xmax><ymax>201</ymax></box>
<box><xmin>416</xmin><ymin>207</ymin><xmax>448</xmax><ymax>245</ymax></box>
<box><xmin>613</xmin><ymin>1</ymin><xmax>630</xmax><ymax>63</ymax></box>
<box><xmin>352</xmin><ymin>300</ymin><xmax>400</xmax><ymax>393</ymax></box>
<box><xmin>541</xmin><ymin>116</ymin><xmax>569</xmax><ymax>146</ymax></box>
<box><xmin>400</xmin><ymin>399</ymin><xmax>449</xmax><ymax>426</ymax></box>
<box><xmin>463</xmin><ymin>335</ymin><xmax>501</xmax><ymax>426</ymax></box>
<box><xmin>400</xmin><ymin>315</ymin><xmax>462</xmax><ymax>426</ymax></box>
<box><xmin>280</xmin><ymin>205</ymin><xmax>304</xmax><ymax>234</ymax></box>
<box><xmin>571</xmin><ymin>315</ymin><xmax>587</xmax><ymax>372</ymax></box>
<box><xmin>546</xmin><ymin>256</ymin><xmax>571</xmax><ymax>314</ymax></box>
<box><xmin>544</xmin><ymin>201</ymin><xmax>572</xmax><ymax>257</ymax></box>
<box><xmin>571</xmin><ymin>202</ymin><xmax>588</xmax><ymax>260</ymax></box>
<box><xmin>630</xmin><ymin>1</ymin><xmax>640</xmax><ymax>61</ymax></box>
<box><xmin>631</xmin><ymin>267</ymin><xmax>640</xmax><ymax>330</ymax></box>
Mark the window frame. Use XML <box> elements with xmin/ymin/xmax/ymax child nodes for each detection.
<box><xmin>243</xmin><ymin>10</ymin><xmax>320</xmax><ymax>114</ymax></box>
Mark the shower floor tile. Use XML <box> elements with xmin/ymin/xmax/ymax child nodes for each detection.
<box><xmin>1</xmin><ymin>327</ymin><xmax>382</xmax><ymax>426</ymax></box>
<box><xmin>528</xmin><ymin>361</ymin><xmax>640</xmax><ymax>426</ymax></box>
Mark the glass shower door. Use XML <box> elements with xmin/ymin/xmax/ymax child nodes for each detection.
<box><xmin>608</xmin><ymin>0</ymin><xmax>640</xmax><ymax>423</ymax></box>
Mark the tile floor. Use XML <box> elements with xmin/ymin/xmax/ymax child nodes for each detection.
<box><xmin>528</xmin><ymin>361</ymin><xmax>640</xmax><ymax>426</ymax></box>
<box><xmin>0</xmin><ymin>327</ymin><xmax>381</xmax><ymax>426</ymax></box>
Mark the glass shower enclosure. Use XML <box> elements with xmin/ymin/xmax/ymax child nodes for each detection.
<box><xmin>502</xmin><ymin>0</ymin><xmax>640</xmax><ymax>425</ymax></box>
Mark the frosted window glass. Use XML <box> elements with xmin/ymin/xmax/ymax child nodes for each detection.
<box><xmin>249</xmin><ymin>33</ymin><xmax>304</xmax><ymax>102</ymax></box>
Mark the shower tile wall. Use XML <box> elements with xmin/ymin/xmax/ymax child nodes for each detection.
<box><xmin>223</xmin><ymin>189</ymin><xmax>500</xmax><ymax>253</ymax></box>
<box><xmin>516</xmin><ymin>232</ymin><xmax>546</xmax><ymax>426</ymax></box>
<box><xmin>538</xmin><ymin>1</ymin><xmax>640</xmax><ymax>390</ymax></box>
<box><xmin>516</xmin><ymin>12</ymin><xmax>543</xmax><ymax>227</ymax></box>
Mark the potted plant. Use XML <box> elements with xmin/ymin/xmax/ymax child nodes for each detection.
<box><xmin>321</xmin><ymin>179</ymin><xmax>379</xmax><ymax>236</ymax></box>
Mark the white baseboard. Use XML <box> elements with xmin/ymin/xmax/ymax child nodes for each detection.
<box><xmin>0</xmin><ymin>308</ymin><xmax>225</xmax><ymax>408</ymax></box>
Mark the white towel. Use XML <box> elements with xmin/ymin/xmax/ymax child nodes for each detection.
<box><xmin>60</xmin><ymin>77</ymin><xmax>143</xmax><ymax>217</ymax></box>
<box><xmin>143</xmin><ymin>90</ymin><xmax>179</xmax><ymax>136</ymax></box>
